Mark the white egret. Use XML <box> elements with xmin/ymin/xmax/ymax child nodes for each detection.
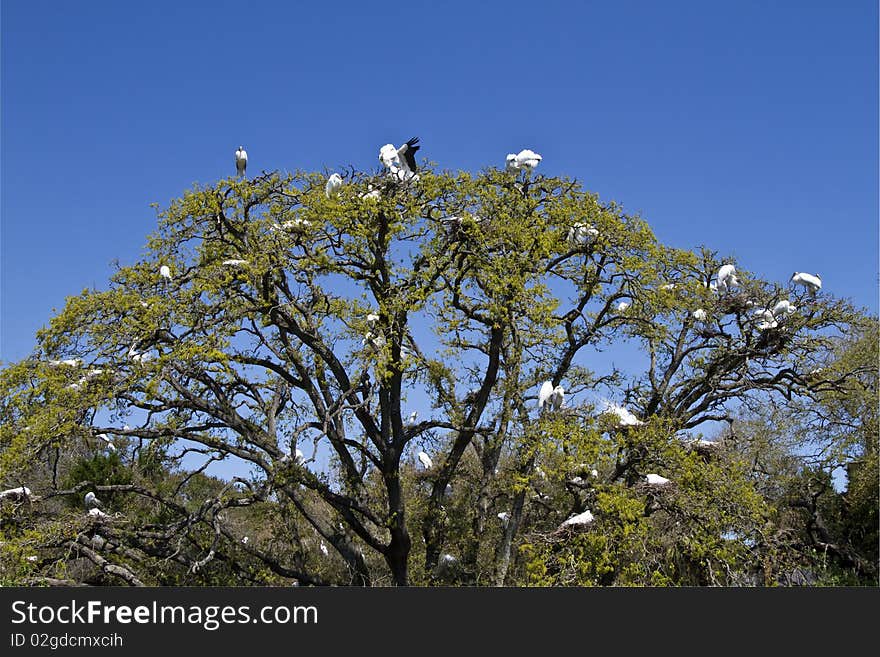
<box><xmin>567</xmin><ymin>222</ymin><xmax>599</xmax><ymax>245</ymax></box>
<box><xmin>548</xmin><ymin>385</ymin><xmax>565</xmax><ymax>411</ymax></box>
<box><xmin>295</xmin><ymin>448</ymin><xmax>305</xmax><ymax>464</ymax></box>
<box><xmin>772</xmin><ymin>299</ymin><xmax>797</xmax><ymax>317</ymax></box>
<box><xmin>366</xmin><ymin>312</ymin><xmax>380</xmax><ymax>324</ymax></box>
<box><xmin>361</xmin><ymin>185</ymin><xmax>381</xmax><ymax>201</ymax></box>
<box><xmin>406</xmin><ymin>411</ymin><xmax>418</xmax><ymax>425</ymax></box>
<box><xmin>561</xmin><ymin>509</ymin><xmax>594</xmax><ymax>527</ymax></box>
<box><xmin>645</xmin><ymin>474</ymin><xmax>671</xmax><ymax>486</ymax></box>
<box><xmin>96</xmin><ymin>433</ymin><xmax>117</xmax><ymax>453</ymax></box>
<box><xmin>603</xmin><ymin>401</ymin><xmax>644</xmax><ymax>427</ymax></box>
<box><xmin>320</xmin><ymin>541</ymin><xmax>329</xmax><ymax>556</ymax></box>
<box><xmin>616</xmin><ymin>301</ymin><xmax>631</xmax><ymax>313</ymax></box>
<box><xmin>242</xmin><ymin>536</ymin><xmax>249</xmax><ymax>545</ymax></box>
<box><xmin>84</xmin><ymin>491</ymin><xmax>102</xmax><ymax>509</ymax></box>
<box><xmin>48</xmin><ymin>358</ymin><xmax>81</xmax><ymax>367</ymax></box>
<box><xmin>362</xmin><ymin>331</ymin><xmax>386</xmax><ymax>349</ymax></box>
<box><xmin>537</xmin><ymin>380</ymin><xmax>554</xmax><ymax>410</ymax></box>
<box><xmin>752</xmin><ymin>308</ymin><xmax>778</xmax><ymax>331</ymax></box>
<box><xmin>506</xmin><ymin>149</ymin><xmax>542</xmax><ymax>171</ymax></box>
<box><xmin>222</xmin><ymin>259</ymin><xmax>248</xmax><ymax>266</ymax></box>
<box><xmin>235</xmin><ymin>146</ymin><xmax>247</xmax><ymax>178</ymax></box>
<box><xmin>325</xmin><ymin>173</ymin><xmax>343</xmax><ymax>198</ymax></box>
<box><xmin>790</xmin><ymin>272</ymin><xmax>821</xmax><ymax>294</ymax></box>
<box><xmin>715</xmin><ymin>264</ymin><xmax>739</xmax><ymax>293</ymax></box>
<box><xmin>0</xmin><ymin>486</ymin><xmax>32</xmax><ymax>501</ymax></box>
<box><xmin>692</xmin><ymin>309</ymin><xmax>708</xmax><ymax>322</ymax></box>
<box><xmin>88</xmin><ymin>507</ymin><xmax>111</xmax><ymax>520</ymax></box>
<box><xmin>417</xmin><ymin>451</ymin><xmax>433</xmax><ymax>470</ymax></box>
<box><xmin>590</xmin><ymin>468</ymin><xmax>599</xmax><ymax>478</ymax></box>
<box><xmin>159</xmin><ymin>265</ymin><xmax>172</xmax><ymax>281</ymax></box>
<box><xmin>497</xmin><ymin>511</ymin><xmax>510</xmax><ymax>525</ymax></box>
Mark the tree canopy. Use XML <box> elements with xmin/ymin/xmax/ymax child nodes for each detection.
<box><xmin>1</xmin><ymin>164</ymin><xmax>876</xmax><ymax>586</ymax></box>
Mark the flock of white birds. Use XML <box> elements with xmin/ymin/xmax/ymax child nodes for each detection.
<box><xmin>2</xmin><ymin>140</ymin><xmax>828</xmax><ymax>561</ymax></box>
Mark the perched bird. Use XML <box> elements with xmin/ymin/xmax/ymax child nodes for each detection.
<box><xmin>235</xmin><ymin>146</ymin><xmax>248</xmax><ymax>178</ymax></box>
<box><xmin>84</xmin><ymin>491</ymin><xmax>102</xmax><ymax>509</ymax></box>
<box><xmin>406</xmin><ymin>411</ymin><xmax>419</xmax><ymax>425</ymax></box>
<box><xmin>561</xmin><ymin>509</ymin><xmax>595</xmax><ymax>528</ymax></box>
<box><xmin>590</xmin><ymin>468</ymin><xmax>599</xmax><ymax>478</ymax></box>
<box><xmin>379</xmin><ymin>137</ymin><xmax>420</xmax><ymax>179</ymax></box>
<box><xmin>417</xmin><ymin>451</ymin><xmax>433</xmax><ymax>470</ymax></box>
<box><xmin>497</xmin><ymin>511</ymin><xmax>511</xmax><ymax>525</ymax></box>
<box><xmin>360</xmin><ymin>185</ymin><xmax>381</xmax><ymax>201</ymax></box>
<box><xmin>366</xmin><ymin>312</ymin><xmax>380</xmax><ymax>324</ymax></box>
<box><xmin>567</xmin><ymin>222</ymin><xmax>599</xmax><ymax>246</ymax></box>
<box><xmin>752</xmin><ymin>307</ymin><xmax>778</xmax><ymax>331</ymax></box>
<box><xmin>715</xmin><ymin>264</ymin><xmax>739</xmax><ymax>293</ymax></box>
<box><xmin>616</xmin><ymin>301</ymin><xmax>631</xmax><ymax>313</ymax></box>
<box><xmin>790</xmin><ymin>272</ymin><xmax>821</xmax><ymax>294</ymax></box>
<box><xmin>48</xmin><ymin>358</ymin><xmax>81</xmax><ymax>367</ymax></box>
<box><xmin>88</xmin><ymin>507</ymin><xmax>111</xmax><ymax>520</ymax></box>
<box><xmin>242</xmin><ymin>536</ymin><xmax>249</xmax><ymax>545</ymax></box>
<box><xmin>692</xmin><ymin>308</ymin><xmax>708</xmax><ymax>322</ymax></box>
<box><xmin>325</xmin><ymin>173</ymin><xmax>343</xmax><ymax>198</ymax></box>
<box><xmin>295</xmin><ymin>448</ymin><xmax>305</xmax><ymax>464</ymax></box>
<box><xmin>159</xmin><ymin>265</ymin><xmax>172</xmax><ymax>281</ymax></box>
<box><xmin>603</xmin><ymin>401</ymin><xmax>644</xmax><ymax>427</ymax></box>
<box><xmin>0</xmin><ymin>486</ymin><xmax>32</xmax><ymax>501</ymax></box>
<box><xmin>645</xmin><ymin>474</ymin><xmax>671</xmax><ymax>486</ymax></box>
<box><xmin>320</xmin><ymin>541</ymin><xmax>329</xmax><ymax>556</ymax></box>
<box><xmin>537</xmin><ymin>380</ymin><xmax>554</xmax><ymax>410</ymax></box>
<box><xmin>96</xmin><ymin>433</ymin><xmax>117</xmax><ymax>453</ymax></box>
<box><xmin>222</xmin><ymin>259</ymin><xmax>248</xmax><ymax>266</ymax></box>
<box><xmin>506</xmin><ymin>149</ymin><xmax>542</xmax><ymax>171</ymax></box>
<box><xmin>548</xmin><ymin>385</ymin><xmax>565</xmax><ymax>411</ymax></box>
<box><xmin>772</xmin><ymin>299</ymin><xmax>797</xmax><ymax>317</ymax></box>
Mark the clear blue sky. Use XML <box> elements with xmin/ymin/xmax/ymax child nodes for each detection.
<box><xmin>2</xmin><ymin>0</ymin><xmax>877</xmax><ymax>365</ymax></box>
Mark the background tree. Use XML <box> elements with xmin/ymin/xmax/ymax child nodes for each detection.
<box><xmin>1</xmin><ymin>165</ymin><xmax>874</xmax><ymax>586</ymax></box>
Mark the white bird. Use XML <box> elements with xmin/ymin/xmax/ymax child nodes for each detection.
<box><xmin>692</xmin><ymin>308</ymin><xmax>708</xmax><ymax>322</ymax></box>
<box><xmin>48</xmin><ymin>358</ymin><xmax>81</xmax><ymax>367</ymax></box>
<box><xmin>497</xmin><ymin>511</ymin><xmax>510</xmax><ymax>524</ymax></box>
<box><xmin>790</xmin><ymin>272</ymin><xmax>821</xmax><ymax>294</ymax></box>
<box><xmin>772</xmin><ymin>299</ymin><xmax>797</xmax><ymax>317</ymax></box>
<box><xmin>567</xmin><ymin>222</ymin><xmax>599</xmax><ymax>245</ymax></box>
<box><xmin>537</xmin><ymin>380</ymin><xmax>554</xmax><ymax>410</ymax></box>
<box><xmin>96</xmin><ymin>433</ymin><xmax>117</xmax><ymax>453</ymax></box>
<box><xmin>366</xmin><ymin>312</ymin><xmax>380</xmax><ymax>324</ymax></box>
<box><xmin>506</xmin><ymin>149</ymin><xmax>542</xmax><ymax>171</ymax></box>
<box><xmin>645</xmin><ymin>474</ymin><xmax>671</xmax><ymax>486</ymax></box>
<box><xmin>362</xmin><ymin>331</ymin><xmax>386</xmax><ymax>349</ymax></box>
<box><xmin>159</xmin><ymin>265</ymin><xmax>172</xmax><ymax>281</ymax></box>
<box><xmin>235</xmin><ymin>146</ymin><xmax>247</xmax><ymax>178</ymax></box>
<box><xmin>360</xmin><ymin>185</ymin><xmax>381</xmax><ymax>201</ymax></box>
<box><xmin>0</xmin><ymin>486</ymin><xmax>32</xmax><ymax>501</ymax></box>
<box><xmin>294</xmin><ymin>448</ymin><xmax>305</xmax><ymax>464</ymax></box>
<box><xmin>417</xmin><ymin>451</ymin><xmax>433</xmax><ymax>470</ymax></box>
<box><xmin>406</xmin><ymin>411</ymin><xmax>419</xmax><ymax>425</ymax></box>
<box><xmin>616</xmin><ymin>301</ymin><xmax>631</xmax><ymax>313</ymax></box>
<box><xmin>325</xmin><ymin>173</ymin><xmax>343</xmax><ymax>198</ymax></box>
<box><xmin>561</xmin><ymin>509</ymin><xmax>594</xmax><ymax>527</ymax></box>
<box><xmin>320</xmin><ymin>541</ymin><xmax>329</xmax><ymax>556</ymax></box>
<box><xmin>659</xmin><ymin>283</ymin><xmax>677</xmax><ymax>291</ymax></box>
<box><xmin>87</xmin><ymin>507</ymin><xmax>111</xmax><ymax>520</ymax></box>
<box><xmin>603</xmin><ymin>401</ymin><xmax>644</xmax><ymax>427</ymax></box>
<box><xmin>548</xmin><ymin>385</ymin><xmax>565</xmax><ymax>411</ymax></box>
<box><xmin>439</xmin><ymin>553</ymin><xmax>457</xmax><ymax>565</ymax></box>
<box><xmin>84</xmin><ymin>491</ymin><xmax>102</xmax><ymax>509</ymax></box>
<box><xmin>715</xmin><ymin>264</ymin><xmax>739</xmax><ymax>293</ymax></box>
<box><xmin>222</xmin><ymin>259</ymin><xmax>248</xmax><ymax>266</ymax></box>
<box><xmin>379</xmin><ymin>137</ymin><xmax>420</xmax><ymax>179</ymax></box>
<box><xmin>242</xmin><ymin>536</ymin><xmax>249</xmax><ymax>545</ymax></box>
<box><xmin>590</xmin><ymin>468</ymin><xmax>599</xmax><ymax>478</ymax></box>
<box><xmin>752</xmin><ymin>308</ymin><xmax>778</xmax><ymax>331</ymax></box>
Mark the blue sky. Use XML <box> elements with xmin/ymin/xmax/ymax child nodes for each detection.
<box><xmin>2</xmin><ymin>0</ymin><xmax>877</xmax><ymax>368</ymax></box>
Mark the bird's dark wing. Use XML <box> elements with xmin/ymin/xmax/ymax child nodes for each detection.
<box><xmin>400</xmin><ymin>136</ymin><xmax>420</xmax><ymax>172</ymax></box>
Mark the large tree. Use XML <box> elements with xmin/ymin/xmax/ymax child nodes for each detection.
<box><xmin>0</xmin><ymin>165</ymin><xmax>871</xmax><ymax>586</ymax></box>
